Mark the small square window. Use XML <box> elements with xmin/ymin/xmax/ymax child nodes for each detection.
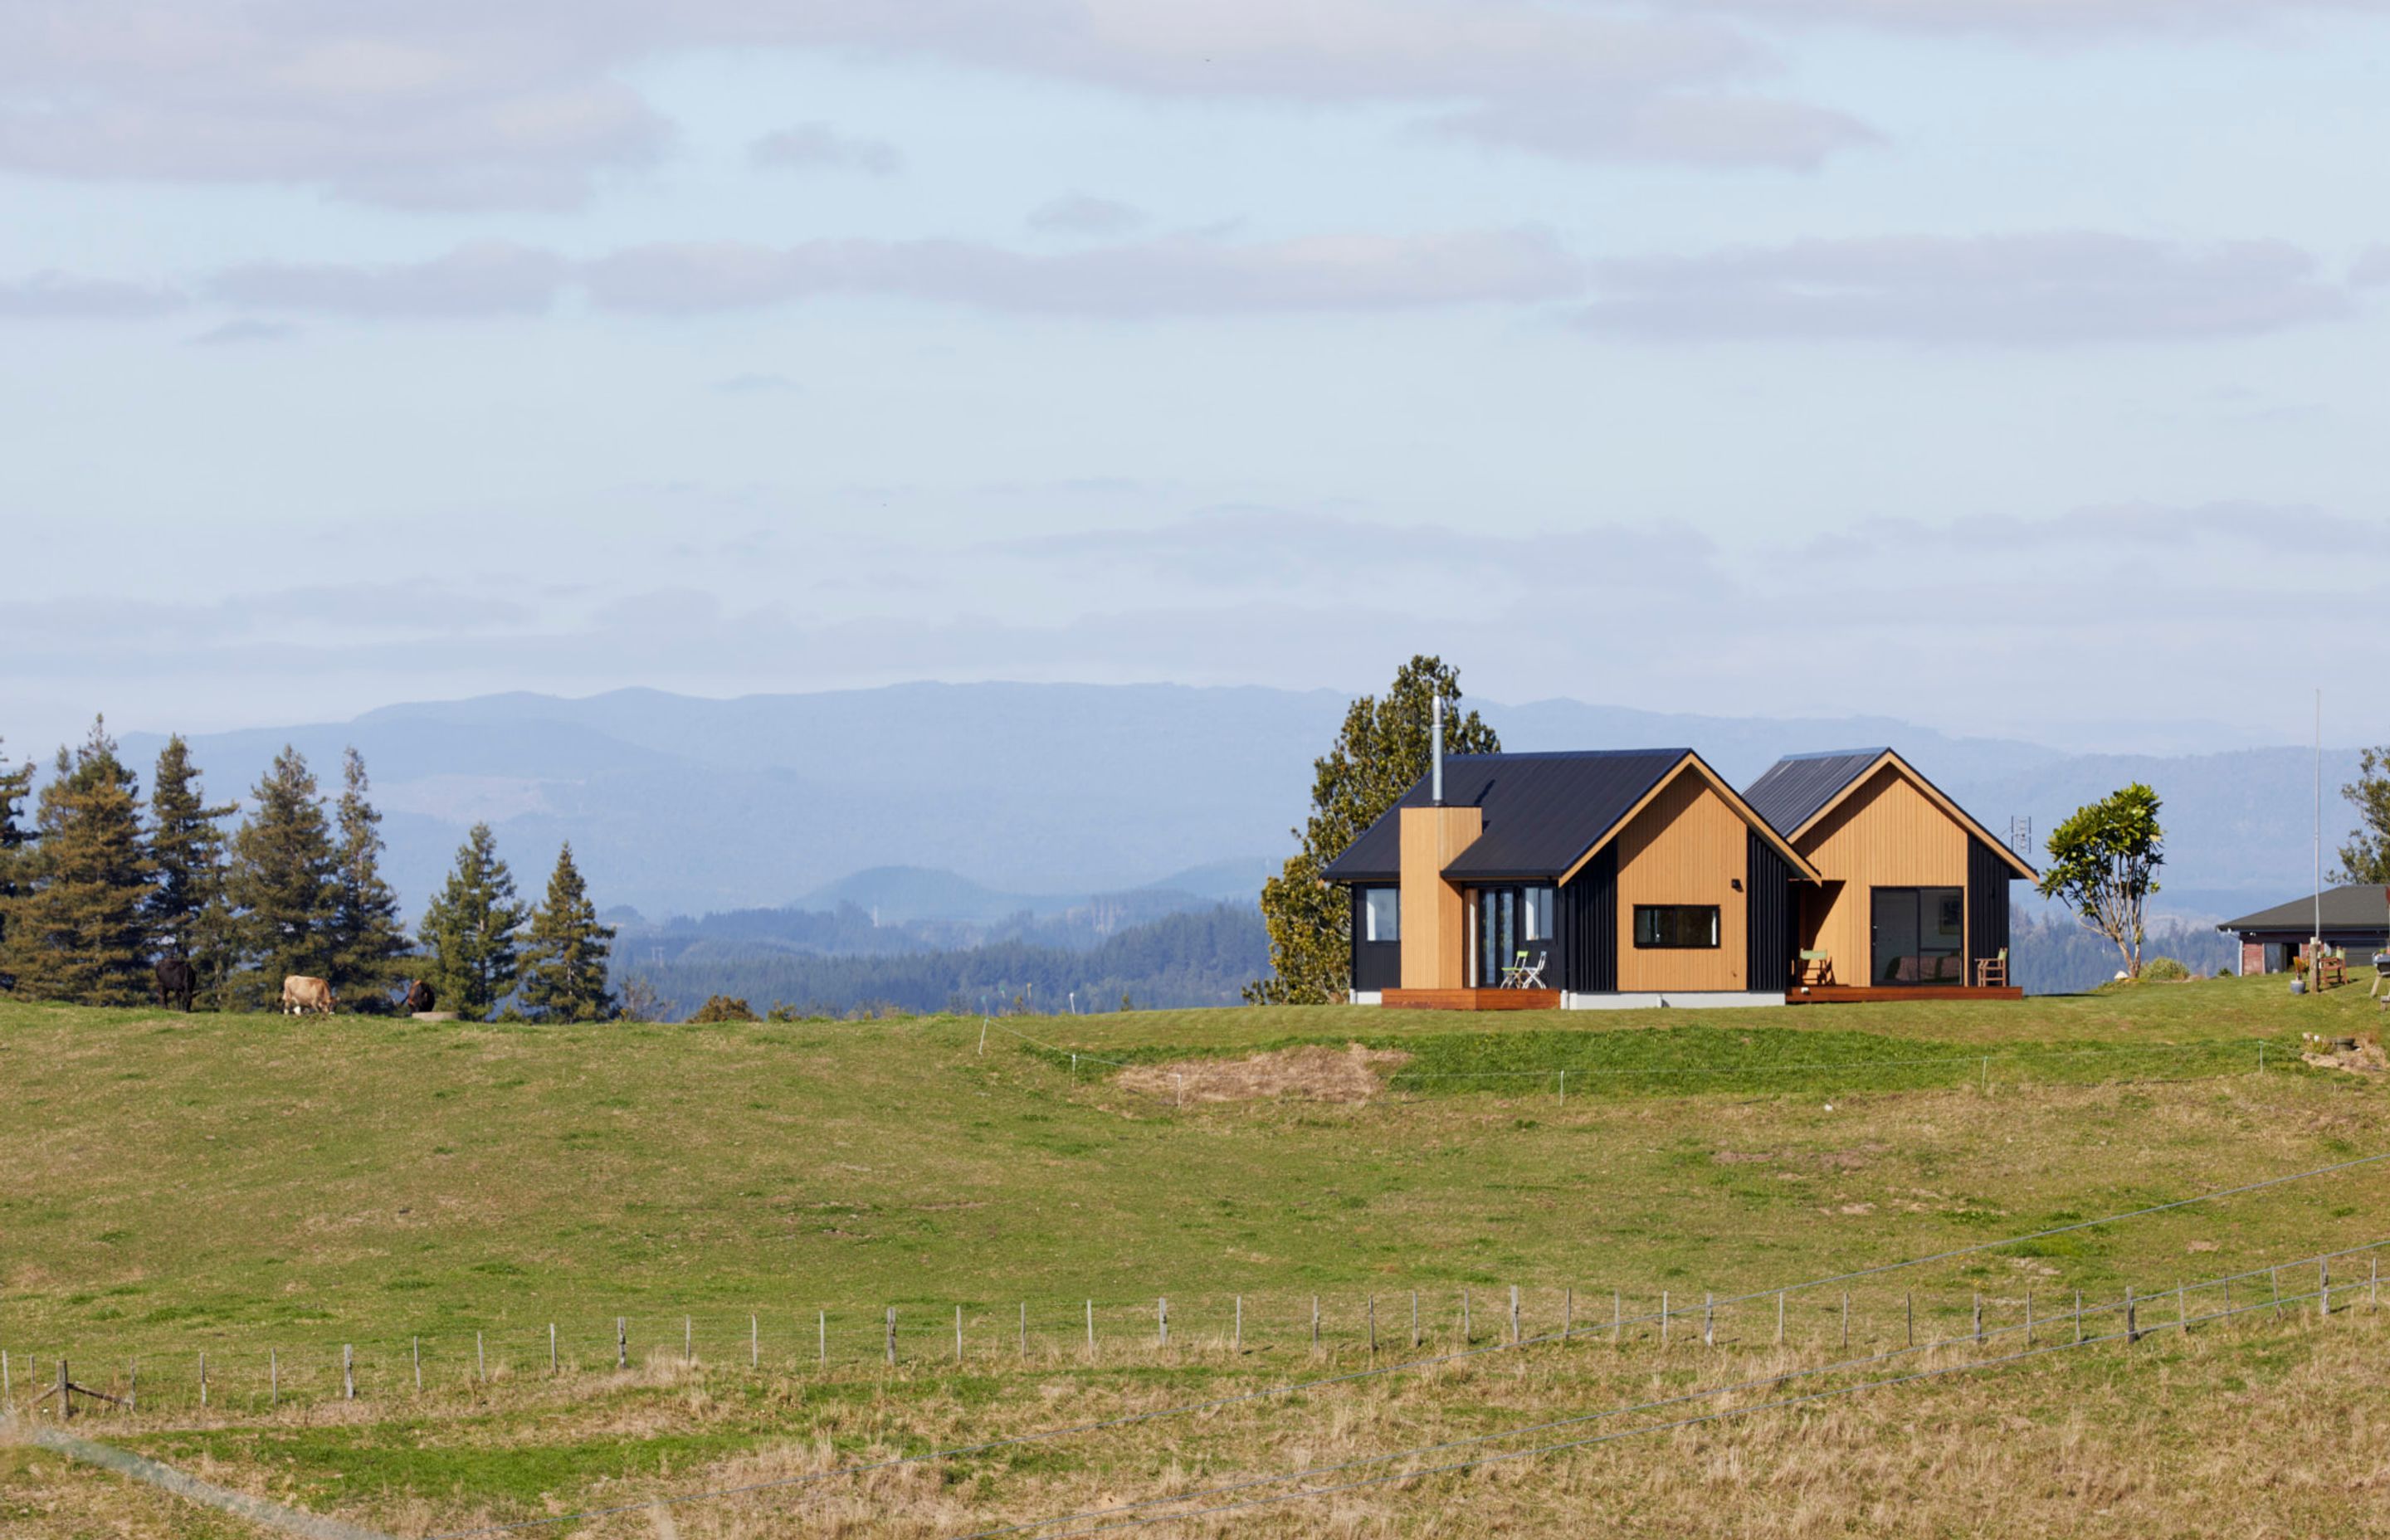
<box><xmin>1363</xmin><ymin>887</ymin><xmax>1400</xmax><ymax>943</ymax></box>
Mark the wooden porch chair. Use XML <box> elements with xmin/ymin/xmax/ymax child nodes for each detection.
<box><xmin>1975</xmin><ymin>948</ymin><xmax>2009</xmax><ymax>988</ymax></box>
<box><xmin>1795</xmin><ymin>949</ymin><xmax>1834</xmax><ymax>987</ymax></box>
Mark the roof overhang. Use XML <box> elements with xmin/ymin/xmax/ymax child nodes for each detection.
<box><xmin>1554</xmin><ymin>752</ymin><xmax>1822</xmax><ymax>887</ymax></box>
<box><xmin>1785</xmin><ymin>750</ymin><xmax>2039</xmax><ymax>881</ymax></box>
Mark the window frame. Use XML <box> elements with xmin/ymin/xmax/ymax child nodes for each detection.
<box><xmin>1632</xmin><ymin>904</ymin><xmax>1721</xmax><ymax>950</ymax></box>
<box><xmin>1361</xmin><ymin>886</ymin><xmax>1401</xmax><ymax>943</ymax></box>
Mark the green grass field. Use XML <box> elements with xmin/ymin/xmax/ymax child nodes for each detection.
<box><xmin>2</xmin><ymin>972</ymin><xmax>2386</xmax><ymax>1536</ymax></box>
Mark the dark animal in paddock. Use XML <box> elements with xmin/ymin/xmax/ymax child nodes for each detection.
<box><xmin>402</xmin><ymin>979</ymin><xmax>436</xmax><ymax>1014</ymax></box>
<box><xmin>0</xmin><ymin>971</ymin><xmax>15</xmax><ymax>993</ymax></box>
<box><xmin>154</xmin><ymin>957</ymin><xmax>196</xmax><ymax>1013</ymax></box>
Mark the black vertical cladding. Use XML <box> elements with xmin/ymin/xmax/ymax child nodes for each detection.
<box><xmin>1967</xmin><ymin>838</ymin><xmax>2013</xmax><ymax>977</ymax></box>
<box><xmin>1745</xmin><ymin>832</ymin><xmax>1795</xmax><ymax>992</ymax></box>
<box><xmin>1563</xmin><ymin>846</ymin><xmax>1618</xmax><ymax>994</ymax></box>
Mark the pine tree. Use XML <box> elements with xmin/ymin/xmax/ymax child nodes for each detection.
<box><xmin>144</xmin><ymin>737</ymin><xmax>237</xmax><ymax>1001</ymax></box>
<box><xmin>0</xmin><ymin>737</ymin><xmax>34</xmax><ymax>958</ymax></box>
<box><xmin>417</xmin><ymin>823</ymin><xmax>527</xmax><ymax>1021</ymax></box>
<box><xmin>520</xmin><ymin>842</ymin><xmax>617</xmax><ymax>1022</ymax></box>
<box><xmin>1246</xmin><ymin>656</ymin><xmax>1500</xmax><ymax>1004</ymax></box>
<box><xmin>224</xmin><ymin>746</ymin><xmax>339</xmax><ymax>1004</ymax></box>
<box><xmin>2335</xmin><ymin>748</ymin><xmax>2390</xmax><ymax>885</ymax></box>
<box><xmin>0</xmin><ymin>719</ymin><xmax>155</xmax><ymax>1004</ymax></box>
<box><xmin>327</xmin><ymin>747</ymin><xmax>411</xmax><ymax>1000</ymax></box>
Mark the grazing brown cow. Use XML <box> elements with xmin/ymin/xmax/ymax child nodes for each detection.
<box><xmin>280</xmin><ymin>975</ymin><xmax>334</xmax><ymax>1016</ymax></box>
<box><xmin>154</xmin><ymin>958</ymin><xmax>196</xmax><ymax>1012</ymax></box>
<box><xmin>401</xmin><ymin>979</ymin><xmax>436</xmax><ymax>1014</ymax></box>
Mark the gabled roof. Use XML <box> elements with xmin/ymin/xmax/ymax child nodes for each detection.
<box><xmin>1743</xmin><ymin>749</ymin><xmax>1889</xmax><ymax>839</ymax></box>
<box><xmin>1743</xmin><ymin>748</ymin><xmax>2038</xmax><ymax>880</ymax></box>
<box><xmin>1320</xmin><ymin>749</ymin><xmax>1818</xmax><ymax>885</ymax></box>
<box><xmin>2217</xmin><ymin>885</ymin><xmax>2390</xmax><ymax>935</ymax></box>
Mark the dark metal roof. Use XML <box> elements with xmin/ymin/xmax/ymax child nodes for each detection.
<box><xmin>1319</xmin><ymin>750</ymin><xmax>1690</xmax><ymax>885</ymax></box>
<box><xmin>1741</xmin><ymin>748</ymin><xmax>1888</xmax><ymax>837</ymax></box>
<box><xmin>2217</xmin><ymin>885</ymin><xmax>2390</xmax><ymax>935</ymax></box>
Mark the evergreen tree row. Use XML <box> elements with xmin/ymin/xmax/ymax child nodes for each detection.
<box><xmin>0</xmin><ymin>722</ymin><xmax>614</xmax><ymax>1021</ymax></box>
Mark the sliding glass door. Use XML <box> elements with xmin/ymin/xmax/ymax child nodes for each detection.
<box><xmin>1474</xmin><ymin>885</ymin><xmax>1556</xmax><ymax>986</ymax></box>
<box><xmin>1871</xmin><ymin>887</ymin><xmax>1964</xmax><ymax>986</ymax></box>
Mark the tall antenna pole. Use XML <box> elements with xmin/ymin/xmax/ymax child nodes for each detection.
<box><xmin>2315</xmin><ymin>689</ymin><xmax>2324</xmax><ymax>962</ymax></box>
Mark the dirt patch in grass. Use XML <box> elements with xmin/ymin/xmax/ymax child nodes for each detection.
<box><xmin>1119</xmin><ymin>1044</ymin><xmax>1412</xmax><ymax>1104</ymax></box>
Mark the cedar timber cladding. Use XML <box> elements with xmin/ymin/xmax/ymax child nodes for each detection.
<box><xmin>1794</xmin><ymin>763</ymin><xmax>1969</xmax><ymax>983</ymax></box>
<box><xmin>1612</xmin><ymin>768</ymin><xmax>1748</xmax><ymax>991</ymax></box>
<box><xmin>1398</xmin><ymin>805</ymin><xmax>1481</xmax><ymax>990</ymax></box>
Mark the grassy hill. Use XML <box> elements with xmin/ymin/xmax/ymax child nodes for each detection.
<box><xmin>2</xmin><ymin>975</ymin><xmax>2384</xmax><ymax>1536</ymax></box>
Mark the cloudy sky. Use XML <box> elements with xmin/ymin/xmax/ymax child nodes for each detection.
<box><xmin>4</xmin><ymin>1</ymin><xmax>2388</xmax><ymax>759</ymax></box>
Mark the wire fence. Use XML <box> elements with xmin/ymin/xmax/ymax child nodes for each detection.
<box><xmin>385</xmin><ymin>1236</ymin><xmax>2389</xmax><ymax>1540</ymax></box>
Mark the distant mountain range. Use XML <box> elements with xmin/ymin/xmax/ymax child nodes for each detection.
<box><xmin>107</xmin><ymin>683</ymin><xmax>2374</xmax><ymax>929</ymax></box>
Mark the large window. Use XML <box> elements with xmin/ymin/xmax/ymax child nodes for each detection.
<box><xmin>1362</xmin><ymin>887</ymin><xmax>1400</xmax><ymax>943</ymax></box>
<box><xmin>1474</xmin><ymin>885</ymin><xmax>1557</xmax><ymax>985</ymax></box>
<box><xmin>1634</xmin><ymin>904</ymin><xmax>1719</xmax><ymax>949</ymax></box>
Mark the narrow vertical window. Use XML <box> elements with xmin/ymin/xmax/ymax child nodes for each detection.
<box><xmin>1363</xmin><ymin>887</ymin><xmax>1400</xmax><ymax>943</ymax></box>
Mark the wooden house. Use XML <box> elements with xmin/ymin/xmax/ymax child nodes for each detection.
<box><xmin>1322</xmin><ymin>742</ymin><xmax>2032</xmax><ymax>1009</ymax></box>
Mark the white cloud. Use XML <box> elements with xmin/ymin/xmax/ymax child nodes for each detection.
<box><xmin>1432</xmin><ymin>92</ymin><xmax>1879</xmax><ymax>170</ymax></box>
<box><xmin>581</xmin><ymin>228</ymin><xmax>1583</xmax><ymax>317</ymax></box>
<box><xmin>210</xmin><ymin>243</ymin><xmax>569</xmax><ymax>318</ymax></box>
<box><xmin>1688</xmin><ymin>0</ymin><xmax>2389</xmax><ymax>41</ymax></box>
<box><xmin>1028</xmin><ymin>194</ymin><xmax>1149</xmax><ymax>236</ymax></box>
<box><xmin>0</xmin><ymin>271</ymin><xmax>184</xmax><ymax>319</ymax></box>
<box><xmin>749</xmin><ymin>122</ymin><xmax>902</xmax><ymax>176</ymax></box>
<box><xmin>0</xmin><ymin>2</ymin><xmax>1865</xmax><ymax>207</ymax></box>
<box><xmin>190</xmin><ymin>319</ymin><xmax>299</xmax><ymax>347</ymax></box>
<box><xmin>1577</xmin><ymin>233</ymin><xmax>2358</xmax><ymax>345</ymax></box>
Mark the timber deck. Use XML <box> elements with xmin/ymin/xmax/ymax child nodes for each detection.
<box><xmin>1383</xmin><ymin>988</ymin><xmax>1563</xmax><ymax>1011</ymax></box>
<box><xmin>1788</xmin><ymin>985</ymin><xmax>2025</xmax><ymax>1005</ymax></box>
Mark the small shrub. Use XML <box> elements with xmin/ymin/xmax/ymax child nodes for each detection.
<box><xmin>689</xmin><ymin>995</ymin><xmax>760</xmax><ymax>1024</ymax></box>
<box><xmin>2140</xmin><ymin>957</ymin><xmax>2191</xmax><ymax>982</ymax></box>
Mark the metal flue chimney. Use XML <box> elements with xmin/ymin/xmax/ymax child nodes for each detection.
<box><xmin>1432</xmin><ymin>694</ymin><xmax>1445</xmax><ymax>806</ymax></box>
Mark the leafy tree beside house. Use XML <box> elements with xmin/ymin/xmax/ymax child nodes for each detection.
<box><xmin>2036</xmin><ymin>783</ymin><xmax>2165</xmax><ymax>979</ymax></box>
<box><xmin>2335</xmin><ymin>747</ymin><xmax>2390</xmax><ymax>885</ymax></box>
<box><xmin>224</xmin><ymin>747</ymin><xmax>339</xmax><ymax>1003</ymax></box>
<box><xmin>418</xmin><ymin>823</ymin><xmax>527</xmax><ymax>1020</ymax></box>
<box><xmin>520</xmin><ymin>842</ymin><xmax>617</xmax><ymax>1022</ymax></box>
<box><xmin>144</xmin><ymin>735</ymin><xmax>237</xmax><ymax>1006</ymax></box>
<box><xmin>1247</xmin><ymin>655</ymin><xmax>1500</xmax><ymax>1004</ymax></box>
<box><xmin>0</xmin><ymin>720</ymin><xmax>155</xmax><ymax>1005</ymax></box>
<box><xmin>328</xmin><ymin>748</ymin><xmax>412</xmax><ymax>999</ymax></box>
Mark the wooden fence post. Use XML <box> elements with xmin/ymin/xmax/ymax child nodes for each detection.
<box><xmin>1158</xmin><ymin>1298</ymin><xmax>1167</xmax><ymax>1348</ymax></box>
<box><xmin>2320</xmin><ymin>1258</ymin><xmax>2332</xmax><ymax>1317</ymax></box>
<box><xmin>751</xmin><ymin>1314</ymin><xmax>758</xmax><ymax>1368</ymax></box>
<box><xmin>1973</xmin><ymin>1294</ymin><xmax>1983</xmax><ymax>1345</ymax></box>
<box><xmin>1841</xmin><ymin>1292</ymin><xmax>1849</xmax><ymax>1351</ymax></box>
<box><xmin>2074</xmin><ymin>1292</ymin><xmax>2083</xmax><ymax>1345</ymax></box>
<box><xmin>270</xmin><ymin>1348</ymin><xmax>277</xmax><ymax>1407</ymax></box>
<box><xmin>343</xmin><ymin>1344</ymin><xmax>354</xmax><ymax>1401</ymax></box>
<box><xmin>1661</xmin><ymin>1290</ymin><xmax>1670</xmax><ymax>1348</ymax></box>
<box><xmin>1776</xmin><ymin>1292</ymin><xmax>1784</xmax><ymax>1347</ymax></box>
<box><xmin>477</xmin><ymin>1332</ymin><xmax>485</xmax><ymax>1383</ymax></box>
<box><xmin>1510</xmin><ymin>1286</ymin><xmax>1520</xmax><ymax>1346</ymax></box>
<box><xmin>198</xmin><ymin>1352</ymin><xmax>207</xmax><ymax>1410</ymax></box>
<box><xmin>1564</xmin><ymin>1287</ymin><xmax>1573</xmax><ymax>1342</ymax></box>
<box><xmin>617</xmin><ymin>1318</ymin><xmax>627</xmax><ymax>1370</ymax></box>
<box><xmin>1368</xmin><ymin>1295</ymin><xmax>1377</xmax><ymax>1360</ymax></box>
<box><xmin>1410</xmin><ymin>1292</ymin><xmax>1417</xmax><ymax>1350</ymax></box>
<box><xmin>128</xmin><ymin>1361</ymin><xmax>136</xmax><ymax>1413</ymax></box>
<box><xmin>1312</xmin><ymin>1296</ymin><xmax>1320</xmax><ymax>1352</ymax></box>
<box><xmin>2026</xmin><ymin>1289</ymin><xmax>2034</xmax><ymax>1347</ymax></box>
<box><xmin>1615</xmin><ymin>1291</ymin><xmax>1622</xmax><ymax>1344</ymax></box>
<box><xmin>59</xmin><ymin>1359</ymin><xmax>71</xmax><ymax>1421</ymax></box>
<box><xmin>552</xmin><ymin>1324</ymin><xmax>558</xmax><ymax>1375</ymax></box>
<box><xmin>1704</xmin><ymin>1293</ymin><xmax>1714</xmax><ymax>1348</ymax></box>
<box><xmin>885</xmin><ymin>1308</ymin><xmax>896</xmax><ymax>1367</ymax></box>
<box><xmin>682</xmin><ymin>1318</ymin><xmax>690</xmax><ymax>1364</ymax></box>
<box><xmin>1461</xmin><ymin>1291</ymin><xmax>1471</xmax><ymax>1345</ymax></box>
<box><xmin>2126</xmin><ymin>1286</ymin><xmax>2138</xmax><ymax>1343</ymax></box>
<box><xmin>413</xmin><ymin>1338</ymin><xmax>422</xmax><ymax>1391</ymax></box>
<box><xmin>2178</xmin><ymin>1281</ymin><xmax>2188</xmax><ymax>1334</ymax></box>
<box><xmin>819</xmin><ymin>1312</ymin><xmax>827</xmax><ymax>1368</ymax></box>
<box><xmin>1020</xmin><ymin>1302</ymin><xmax>1027</xmax><ymax>1359</ymax></box>
<box><xmin>1236</xmin><ymin>1295</ymin><xmax>1245</xmax><ymax>1352</ymax></box>
<box><xmin>1085</xmin><ymin>1299</ymin><xmax>1094</xmax><ymax>1357</ymax></box>
<box><xmin>958</xmin><ymin>1305</ymin><xmax>965</xmax><ymax>1362</ymax></box>
<box><xmin>1905</xmin><ymin>1292</ymin><xmax>1912</xmax><ymax>1348</ymax></box>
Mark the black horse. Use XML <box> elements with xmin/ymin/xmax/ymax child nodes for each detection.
<box><xmin>401</xmin><ymin>979</ymin><xmax>437</xmax><ymax>1014</ymax></box>
<box><xmin>154</xmin><ymin>958</ymin><xmax>196</xmax><ymax>1012</ymax></box>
